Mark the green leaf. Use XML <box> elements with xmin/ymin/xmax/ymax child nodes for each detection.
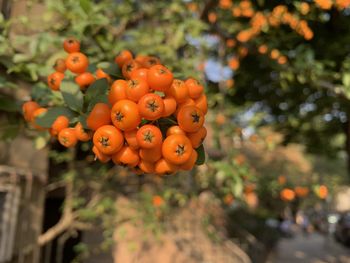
<box><xmin>105</xmin><ymin>64</ymin><xmax>122</xmax><ymax>78</ymax></box>
<box><xmin>342</xmin><ymin>73</ymin><xmax>350</xmax><ymax>87</ymax></box>
<box><xmin>79</xmin><ymin>0</ymin><xmax>91</xmax><ymax>14</ymax></box>
<box><xmin>61</xmin><ymin>81</ymin><xmax>84</xmax><ymax>112</ymax></box>
<box><xmin>195</xmin><ymin>144</ymin><xmax>205</xmax><ymax>165</ymax></box>
<box><xmin>85</xmin><ymin>78</ymin><xmax>109</xmax><ymax>104</ymax></box>
<box><xmin>0</xmin><ymin>124</ymin><xmax>20</xmax><ymax>140</ymax></box>
<box><xmin>34</xmin><ymin>135</ymin><xmax>48</xmax><ymax>150</ymax></box>
<box><xmin>77</xmin><ymin>115</ymin><xmax>89</xmax><ymax>129</ymax></box>
<box><xmin>0</xmin><ymin>96</ymin><xmax>19</xmax><ymax>112</ymax></box>
<box><xmin>36</xmin><ymin>107</ymin><xmax>76</xmax><ymax>128</ymax></box>
<box><xmin>87</xmin><ymin>94</ymin><xmax>109</xmax><ymax>112</ymax></box>
<box><xmin>97</xmin><ymin>62</ymin><xmax>122</xmax><ymax>78</ymax></box>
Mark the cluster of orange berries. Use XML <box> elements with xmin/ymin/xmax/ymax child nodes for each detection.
<box><xmin>258</xmin><ymin>45</ymin><xmax>288</xmax><ymax>65</ymax></box>
<box><xmin>22</xmin><ymin>38</ymin><xmax>208</xmax><ymax>175</ymax></box>
<box><xmin>315</xmin><ymin>0</ymin><xmax>350</xmax><ymax>10</ymax></box>
<box><xmin>279</xmin><ymin>185</ymin><xmax>327</xmax><ymax>202</ymax></box>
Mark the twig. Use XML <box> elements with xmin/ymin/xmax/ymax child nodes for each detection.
<box><xmin>38</xmin><ymin>149</ymin><xmax>75</xmax><ymax>246</ymax></box>
<box><xmin>45</xmin><ymin>180</ymin><xmax>67</xmax><ymax>192</ymax></box>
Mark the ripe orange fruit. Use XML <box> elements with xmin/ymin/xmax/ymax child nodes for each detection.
<box><xmin>108</xmin><ymin>80</ymin><xmax>128</xmax><ymax>105</ymax></box>
<box><xmin>166</xmin><ymin>126</ymin><xmax>186</xmax><ymax>136</ymax></box>
<box><xmin>75</xmin><ymin>72</ymin><xmax>95</xmax><ymax>90</ymax></box>
<box><xmin>175</xmin><ymin>98</ymin><xmax>195</xmax><ymax>117</ymax></box>
<box><xmin>280</xmin><ymin>188</ymin><xmax>295</xmax><ymax>202</ymax></box>
<box><xmin>58</xmin><ymin>128</ymin><xmax>78</xmax><ymax>148</ymax></box>
<box><xmin>32</xmin><ymin>108</ymin><xmax>48</xmax><ymax>130</ymax></box>
<box><xmin>155</xmin><ymin>158</ymin><xmax>178</xmax><ymax>175</ymax></box>
<box><xmin>111</xmin><ymin>99</ymin><xmax>141</xmax><ymax>131</ymax></box>
<box><xmin>136</xmin><ymin>125</ymin><xmax>163</xmax><ymax>149</ymax></box>
<box><xmin>51</xmin><ymin>116</ymin><xmax>70</xmax><ymax>136</ymax></box>
<box><xmin>66</xmin><ymin>52</ymin><xmax>89</xmax><ymax>74</ymax></box>
<box><xmin>177</xmin><ymin>105</ymin><xmax>204</xmax><ymax>133</ymax></box>
<box><xmin>152</xmin><ymin>195</ymin><xmax>164</xmax><ymax>207</ymax></box>
<box><xmin>86</xmin><ymin>103</ymin><xmax>111</xmax><ymax>130</ymax></box>
<box><xmin>95</xmin><ymin>68</ymin><xmax>112</xmax><ymax>83</ymax></box>
<box><xmin>22</xmin><ymin>101</ymin><xmax>40</xmax><ymax>122</ymax></box>
<box><xmin>162</xmin><ymin>134</ymin><xmax>193</xmax><ymax>165</ymax></box>
<box><xmin>258</xmin><ymin>44</ymin><xmax>268</xmax><ymax>54</ymax></box>
<box><xmin>93</xmin><ymin>125</ymin><xmax>124</xmax><ymax>155</ymax></box>
<box><xmin>124</xmin><ymin>129</ymin><xmax>139</xmax><ymax>150</ymax></box>
<box><xmin>226</xmin><ymin>38</ymin><xmax>236</xmax><ymax>48</ymax></box>
<box><xmin>147</xmin><ymin>64</ymin><xmax>173</xmax><ymax>92</ymax></box>
<box><xmin>319</xmin><ymin>185</ymin><xmax>328</xmax><ymax>199</ymax></box>
<box><xmin>166</xmin><ymin>79</ymin><xmax>189</xmax><ymax>103</ymax></box>
<box><xmin>47</xmin><ymin>72</ymin><xmax>65</xmax><ymax>91</ymax></box>
<box><xmin>224</xmin><ymin>194</ymin><xmax>234</xmax><ymax>205</ymax></box>
<box><xmin>270</xmin><ymin>49</ymin><xmax>280</xmax><ymax>60</ymax></box>
<box><xmin>187</xmin><ymin>126</ymin><xmax>207</xmax><ymax>148</ymax></box>
<box><xmin>219</xmin><ymin>0</ymin><xmax>232</xmax><ymax>9</ymax></box>
<box><xmin>112</xmin><ymin>146</ymin><xmax>140</xmax><ymax>167</ymax></box>
<box><xmin>185</xmin><ymin>78</ymin><xmax>204</xmax><ymax>99</ymax></box>
<box><xmin>140</xmin><ymin>56</ymin><xmax>161</xmax><ymax>68</ymax></box>
<box><xmin>138</xmin><ymin>93</ymin><xmax>164</xmax><ymax>120</ymax></box>
<box><xmin>194</xmin><ymin>94</ymin><xmax>208</xmax><ymax>114</ymax></box>
<box><xmin>139</xmin><ymin>145</ymin><xmax>162</xmax><ymax>163</ymax></box>
<box><xmin>75</xmin><ymin>122</ymin><xmax>92</xmax><ymax>141</ymax></box>
<box><xmin>228</xmin><ymin>57</ymin><xmax>240</xmax><ymax>70</ymax></box>
<box><xmin>208</xmin><ymin>12</ymin><xmax>217</xmax><ymax>23</ymax></box>
<box><xmin>162</xmin><ymin>97</ymin><xmax>177</xmax><ymax>117</ymax></box>
<box><xmin>53</xmin><ymin>58</ymin><xmax>67</xmax><ymax>73</ymax></box>
<box><xmin>125</xmin><ymin>79</ymin><xmax>149</xmax><ymax>102</ymax></box>
<box><xmin>63</xmin><ymin>38</ymin><xmax>80</xmax><ymax>53</ymax></box>
<box><xmin>138</xmin><ymin>160</ymin><xmax>155</xmax><ymax>174</ymax></box>
<box><xmin>277</xmin><ymin>56</ymin><xmax>287</xmax><ymax>65</ymax></box>
<box><xmin>130</xmin><ymin>68</ymin><xmax>149</xmax><ymax>82</ymax></box>
<box><xmin>180</xmin><ymin>149</ymin><xmax>198</xmax><ymax>171</ymax></box>
<box><xmin>122</xmin><ymin>59</ymin><xmax>142</xmax><ymax>79</ymax></box>
<box><xmin>294</xmin><ymin>186</ymin><xmax>309</xmax><ymax>198</ymax></box>
<box><xmin>114</xmin><ymin>50</ymin><xmax>133</xmax><ymax>68</ymax></box>
<box><xmin>92</xmin><ymin>146</ymin><xmax>111</xmax><ymax>163</ymax></box>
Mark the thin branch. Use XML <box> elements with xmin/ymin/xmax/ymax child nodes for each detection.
<box><xmin>37</xmin><ymin>212</ymin><xmax>73</xmax><ymax>246</ymax></box>
<box><xmin>38</xmin><ymin>149</ymin><xmax>76</xmax><ymax>246</ymax></box>
<box><xmin>45</xmin><ymin>180</ymin><xmax>67</xmax><ymax>192</ymax></box>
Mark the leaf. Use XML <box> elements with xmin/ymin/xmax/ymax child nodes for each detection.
<box><xmin>36</xmin><ymin>107</ymin><xmax>76</xmax><ymax>128</ymax></box>
<box><xmin>87</xmin><ymin>94</ymin><xmax>109</xmax><ymax>112</ymax></box>
<box><xmin>77</xmin><ymin>115</ymin><xmax>89</xmax><ymax>129</ymax></box>
<box><xmin>85</xmin><ymin>78</ymin><xmax>109</xmax><ymax>103</ymax></box>
<box><xmin>61</xmin><ymin>81</ymin><xmax>84</xmax><ymax>112</ymax></box>
<box><xmin>79</xmin><ymin>0</ymin><xmax>91</xmax><ymax>14</ymax></box>
<box><xmin>0</xmin><ymin>124</ymin><xmax>20</xmax><ymax>141</ymax></box>
<box><xmin>34</xmin><ymin>135</ymin><xmax>48</xmax><ymax>150</ymax></box>
<box><xmin>97</xmin><ymin>62</ymin><xmax>122</xmax><ymax>78</ymax></box>
<box><xmin>195</xmin><ymin>144</ymin><xmax>205</xmax><ymax>165</ymax></box>
<box><xmin>87</xmin><ymin>63</ymin><xmax>97</xmax><ymax>73</ymax></box>
<box><xmin>0</xmin><ymin>96</ymin><xmax>19</xmax><ymax>112</ymax></box>
<box><xmin>342</xmin><ymin>73</ymin><xmax>350</xmax><ymax>87</ymax></box>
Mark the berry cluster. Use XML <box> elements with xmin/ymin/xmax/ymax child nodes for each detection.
<box><xmin>22</xmin><ymin>38</ymin><xmax>208</xmax><ymax>175</ymax></box>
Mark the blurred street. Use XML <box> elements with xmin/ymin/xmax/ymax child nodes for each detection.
<box><xmin>269</xmin><ymin>231</ymin><xmax>350</xmax><ymax>263</ymax></box>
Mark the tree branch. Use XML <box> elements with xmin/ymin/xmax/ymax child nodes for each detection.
<box><xmin>37</xmin><ymin>212</ymin><xmax>73</xmax><ymax>246</ymax></box>
<box><xmin>45</xmin><ymin>180</ymin><xmax>67</xmax><ymax>192</ymax></box>
<box><xmin>38</xmin><ymin>149</ymin><xmax>76</xmax><ymax>246</ymax></box>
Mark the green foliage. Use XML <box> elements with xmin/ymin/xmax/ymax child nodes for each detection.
<box><xmin>61</xmin><ymin>81</ymin><xmax>84</xmax><ymax>113</ymax></box>
<box><xmin>36</xmin><ymin>107</ymin><xmax>77</xmax><ymax>128</ymax></box>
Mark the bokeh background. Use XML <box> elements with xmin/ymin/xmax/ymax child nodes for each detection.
<box><xmin>1</xmin><ymin>0</ymin><xmax>350</xmax><ymax>263</ymax></box>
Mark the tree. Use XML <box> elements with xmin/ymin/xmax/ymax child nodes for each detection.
<box><xmin>197</xmin><ymin>0</ymin><xmax>350</xmax><ymax>178</ymax></box>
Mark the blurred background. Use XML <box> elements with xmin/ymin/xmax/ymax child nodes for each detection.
<box><xmin>1</xmin><ymin>0</ymin><xmax>350</xmax><ymax>262</ymax></box>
